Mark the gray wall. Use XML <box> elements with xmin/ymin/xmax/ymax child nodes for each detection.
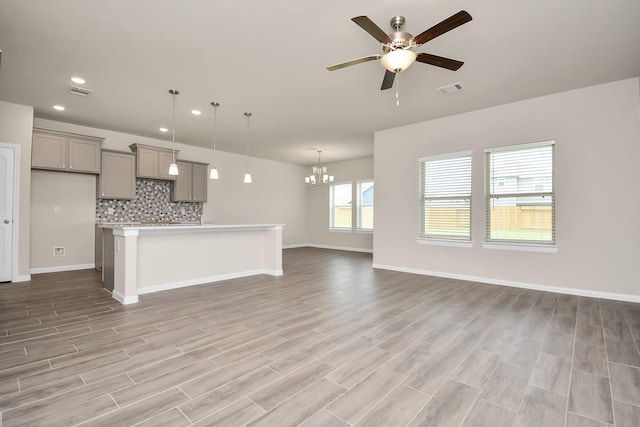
<box><xmin>305</xmin><ymin>157</ymin><xmax>374</xmax><ymax>252</ymax></box>
<box><xmin>374</xmin><ymin>77</ymin><xmax>640</xmax><ymax>300</ymax></box>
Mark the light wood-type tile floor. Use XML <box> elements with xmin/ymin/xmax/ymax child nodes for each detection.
<box><xmin>1</xmin><ymin>248</ymin><xmax>640</xmax><ymax>426</ymax></box>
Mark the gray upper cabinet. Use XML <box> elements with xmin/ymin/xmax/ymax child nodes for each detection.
<box><xmin>171</xmin><ymin>161</ymin><xmax>208</xmax><ymax>202</ymax></box>
<box><xmin>157</xmin><ymin>151</ymin><xmax>175</xmax><ymax>181</ymax></box>
<box><xmin>32</xmin><ymin>129</ymin><xmax>102</xmax><ymax>174</ymax></box>
<box><xmin>191</xmin><ymin>162</ymin><xmax>208</xmax><ymax>202</ymax></box>
<box><xmin>98</xmin><ymin>150</ymin><xmax>136</xmax><ymax>200</ymax></box>
<box><xmin>129</xmin><ymin>143</ymin><xmax>177</xmax><ymax>181</ymax></box>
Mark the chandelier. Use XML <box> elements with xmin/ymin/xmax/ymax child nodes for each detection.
<box><xmin>305</xmin><ymin>150</ymin><xmax>334</xmax><ymax>185</ymax></box>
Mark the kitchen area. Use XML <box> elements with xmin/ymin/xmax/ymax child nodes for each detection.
<box><xmin>30</xmin><ymin>124</ymin><xmax>285</xmax><ymax>304</ymax></box>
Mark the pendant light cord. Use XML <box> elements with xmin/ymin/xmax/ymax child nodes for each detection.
<box><xmin>245</xmin><ymin>112</ymin><xmax>252</xmax><ymax>171</ymax></box>
<box><xmin>212</xmin><ymin>103</ymin><xmax>218</xmax><ymax>167</ymax></box>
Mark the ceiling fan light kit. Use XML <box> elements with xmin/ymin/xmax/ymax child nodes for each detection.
<box><xmin>380</xmin><ymin>49</ymin><xmax>417</xmax><ymax>73</ymax></box>
<box><xmin>327</xmin><ymin>10</ymin><xmax>472</xmax><ymax>91</ymax></box>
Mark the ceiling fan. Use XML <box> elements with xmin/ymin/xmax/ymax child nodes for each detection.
<box><xmin>327</xmin><ymin>10</ymin><xmax>472</xmax><ymax>90</ymax></box>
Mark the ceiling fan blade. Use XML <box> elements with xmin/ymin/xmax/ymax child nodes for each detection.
<box><xmin>416</xmin><ymin>53</ymin><xmax>464</xmax><ymax>71</ymax></box>
<box><xmin>327</xmin><ymin>55</ymin><xmax>382</xmax><ymax>71</ymax></box>
<box><xmin>413</xmin><ymin>10</ymin><xmax>472</xmax><ymax>45</ymax></box>
<box><xmin>381</xmin><ymin>70</ymin><xmax>395</xmax><ymax>90</ymax></box>
<box><xmin>351</xmin><ymin>16</ymin><xmax>393</xmax><ymax>44</ymax></box>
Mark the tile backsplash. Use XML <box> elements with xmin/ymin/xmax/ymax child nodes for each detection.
<box><xmin>96</xmin><ymin>179</ymin><xmax>202</xmax><ymax>223</ymax></box>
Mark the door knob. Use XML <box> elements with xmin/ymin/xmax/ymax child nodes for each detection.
<box><xmin>3</xmin><ymin>220</ymin><xmax>9</xmax><ymax>224</ymax></box>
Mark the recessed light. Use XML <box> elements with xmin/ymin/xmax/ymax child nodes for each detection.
<box><xmin>70</xmin><ymin>76</ymin><xmax>86</xmax><ymax>84</ymax></box>
<box><xmin>191</xmin><ymin>110</ymin><xmax>202</xmax><ymax>116</ymax></box>
<box><xmin>159</xmin><ymin>127</ymin><xmax>168</xmax><ymax>133</ymax></box>
<box><xmin>53</xmin><ymin>105</ymin><xmax>65</xmax><ymax>111</ymax></box>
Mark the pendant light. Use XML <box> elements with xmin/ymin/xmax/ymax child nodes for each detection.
<box><xmin>168</xmin><ymin>89</ymin><xmax>180</xmax><ymax>176</ymax></box>
<box><xmin>243</xmin><ymin>112</ymin><xmax>252</xmax><ymax>184</ymax></box>
<box><xmin>209</xmin><ymin>101</ymin><xmax>220</xmax><ymax>180</ymax></box>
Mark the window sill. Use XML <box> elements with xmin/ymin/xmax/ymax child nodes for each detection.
<box><xmin>329</xmin><ymin>228</ymin><xmax>353</xmax><ymax>233</ymax></box>
<box><xmin>356</xmin><ymin>229</ymin><xmax>373</xmax><ymax>234</ymax></box>
<box><xmin>482</xmin><ymin>242</ymin><xmax>559</xmax><ymax>253</ymax></box>
<box><xmin>416</xmin><ymin>238</ymin><xmax>473</xmax><ymax>248</ymax></box>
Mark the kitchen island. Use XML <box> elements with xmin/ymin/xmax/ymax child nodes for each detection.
<box><xmin>99</xmin><ymin>223</ymin><xmax>284</xmax><ymax>304</ymax></box>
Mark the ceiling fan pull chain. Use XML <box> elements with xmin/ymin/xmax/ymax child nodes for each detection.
<box><xmin>396</xmin><ymin>73</ymin><xmax>400</xmax><ymax>106</ymax></box>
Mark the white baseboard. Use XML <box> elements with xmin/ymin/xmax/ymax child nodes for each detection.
<box><xmin>372</xmin><ymin>263</ymin><xmax>640</xmax><ymax>303</ymax></box>
<box><xmin>283</xmin><ymin>243</ymin><xmax>308</xmax><ymax>249</ymax></box>
<box><xmin>12</xmin><ymin>274</ymin><xmax>32</xmax><ymax>282</ymax></box>
<box><xmin>290</xmin><ymin>244</ymin><xmax>373</xmax><ymax>254</ymax></box>
<box><xmin>30</xmin><ymin>263</ymin><xmax>96</xmax><ymax>275</ymax></box>
<box><xmin>112</xmin><ymin>290</ymin><xmax>138</xmax><ymax>305</ymax></box>
<box><xmin>138</xmin><ymin>268</ymin><xmax>277</xmax><ymax>296</ymax></box>
<box><xmin>265</xmin><ymin>269</ymin><xmax>284</xmax><ymax>277</ymax></box>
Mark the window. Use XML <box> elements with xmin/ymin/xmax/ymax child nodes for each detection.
<box><xmin>485</xmin><ymin>140</ymin><xmax>555</xmax><ymax>244</ymax></box>
<box><xmin>330</xmin><ymin>182</ymin><xmax>352</xmax><ymax>229</ymax></box>
<box><xmin>418</xmin><ymin>152</ymin><xmax>472</xmax><ymax>241</ymax></box>
<box><xmin>357</xmin><ymin>180</ymin><xmax>374</xmax><ymax>231</ymax></box>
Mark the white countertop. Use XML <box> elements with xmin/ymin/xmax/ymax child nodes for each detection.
<box><xmin>100</xmin><ymin>223</ymin><xmax>284</xmax><ymax>236</ymax></box>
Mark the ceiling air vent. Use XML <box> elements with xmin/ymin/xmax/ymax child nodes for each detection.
<box><xmin>437</xmin><ymin>82</ymin><xmax>463</xmax><ymax>95</ymax></box>
<box><xmin>69</xmin><ymin>85</ymin><xmax>93</xmax><ymax>96</ymax></box>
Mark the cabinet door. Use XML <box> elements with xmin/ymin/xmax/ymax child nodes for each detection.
<box><xmin>68</xmin><ymin>138</ymin><xmax>101</xmax><ymax>173</ymax></box>
<box><xmin>191</xmin><ymin>163</ymin><xmax>208</xmax><ymax>202</ymax></box>
<box><xmin>172</xmin><ymin>162</ymin><xmax>192</xmax><ymax>202</ymax></box>
<box><xmin>32</xmin><ymin>133</ymin><xmax>67</xmax><ymax>170</ymax></box>
<box><xmin>98</xmin><ymin>151</ymin><xmax>136</xmax><ymax>199</ymax></box>
<box><xmin>158</xmin><ymin>150</ymin><xmax>177</xmax><ymax>181</ymax></box>
<box><xmin>136</xmin><ymin>147</ymin><xmax>159</xmax><ymax>178</ymax></box>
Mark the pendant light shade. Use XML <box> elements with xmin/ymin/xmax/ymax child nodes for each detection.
<box><xmin>168</xmin><ymin>89</ymin><xmax>179</xmax><ymax>176</ymax></box>
<box><xmin>243</xmin><ymin>112</ymin><xmax>252</xmax><ymax>184</ymax></box>
<box><xmin>210</xmin><ymin>101</ymin><xmax>220</xmax><ymax>180</ymax></box>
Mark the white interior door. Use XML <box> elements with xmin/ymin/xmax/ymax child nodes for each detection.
<box><xmin>0</xmin><ymin>146</ymin><xmax>15</xmax><ymax>282</ymax></box>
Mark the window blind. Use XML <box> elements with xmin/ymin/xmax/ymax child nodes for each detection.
<box><xmin>485</xmin><ymin>141</ymin><xmax>555</xmax><ymax>243</ymax></box>
<box><xmin>418</xmin><ymin>152</ymin><xmax>472</xmax><ymax>240</ymax></box>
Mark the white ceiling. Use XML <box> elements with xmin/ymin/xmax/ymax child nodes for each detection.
<box><xmin>1</xmin><ymin>0</ymin><xmax>639</xmax><ymax>166</ymax></box>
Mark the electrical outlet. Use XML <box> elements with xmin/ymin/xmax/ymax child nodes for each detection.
<box><xmin>53</xmin><ymin>206</ymin><xmax>61</xmax><ymax>214</ymax></box>
<box><xmin>53</xmin><ymin>247</ymin><xmax>65</xmax><ymax>256</ymax></box>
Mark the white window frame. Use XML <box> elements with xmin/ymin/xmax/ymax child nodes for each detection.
<box><xmin>329</xmin><ymin>181</ymin><xmax>353</xmax><ymax>231</ymax></box>
<box><xmin>356</xmin><ymin>179</ymin><xmax>374</xmax><ymax>233</ymax></box>
<box><xmin>418</xmin><ymin>151</ymin><xmax>472</xmax><ymax>246</ymax></box>
<box><xmin>483</xmin><ymin>140</ymin><xmax>557</xmax><ymax>252</ymax></box>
